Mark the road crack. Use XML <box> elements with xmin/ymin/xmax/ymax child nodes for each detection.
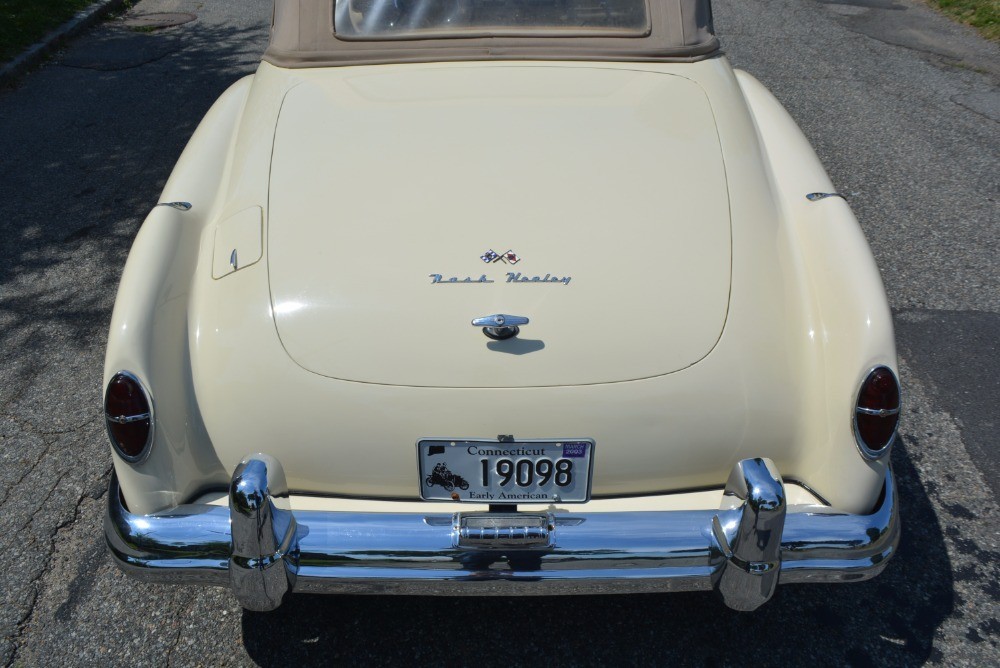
<box><xmin>165</xmin><ymin>591</ymin><xmax>200</xmax><ymax>668</ymax></box>
<box><xmin>948</xmin><ymin>94</ymin><xmax>1000</xmax><ymax>124</ymax></box>
<box><xmin>5</xmin><ymin>466</ymin><xmax>112</xmax><ymax>667</ymax></box>
<box><xmin>0</xmin><ymin>427</ymin><xmax>53</xmax><ymax>509</ymax></box>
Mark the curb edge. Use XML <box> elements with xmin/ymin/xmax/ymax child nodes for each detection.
<box><xmin>0</xmin><ymin>0</ymin><xmax>129</xmax><ymax>87</ymax></box>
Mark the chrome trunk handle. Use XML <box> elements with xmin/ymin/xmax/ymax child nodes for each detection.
<box><xmin>471</xmin><ymin>314</ymin><xmax>529</xmax><ymax>340</ymax></box>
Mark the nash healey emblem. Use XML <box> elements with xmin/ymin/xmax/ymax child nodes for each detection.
<box><xmin>481</xmin><ymin>249</ymin><xmax>521</xmax><ymax>265</ymax></box>
<box><xmin>429</xmin><ymin>248</ymin><xmax>570</xmax><ymax>285</ymax></box>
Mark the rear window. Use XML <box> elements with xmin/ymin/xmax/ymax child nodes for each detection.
<box><xmin>334</xmin><ymin>0</ymin><xmax>651</xmax><ymax>39</ymax></box>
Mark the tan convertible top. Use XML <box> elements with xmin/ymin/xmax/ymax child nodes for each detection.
<box><xmin>264</xmin><ymin>0</ymin><xmax>719</xmax><ymax>68</ymax></box>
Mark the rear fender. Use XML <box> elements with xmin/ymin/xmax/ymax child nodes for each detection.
<box><xmin>104</xmin><ymin>76</ymin><xmax>254</xmax><ymax>514</ymax></box>
<box><xmin>735</xmin><ymin>70</ymin><xmax>896</xmax><ymax>506</ymax></box>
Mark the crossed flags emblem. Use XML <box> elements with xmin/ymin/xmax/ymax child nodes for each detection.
<box><xmin>480</xmin><ymin>249</ymin><xmax>521</xmax><ymax>265</ymax></box>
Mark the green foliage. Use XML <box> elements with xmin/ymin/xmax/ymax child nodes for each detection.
<box><xmin>0</xmin><ymin>0</ymin><xmax>95</xmax><ymax>64</ymax></box>
<box><xmin>930</xmin><ymin>0</ymin><xmax>1000</xmax><ymax>41</ymax></box>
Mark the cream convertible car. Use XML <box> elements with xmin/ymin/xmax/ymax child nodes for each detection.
<box><xmin>104</xmin><ymin>0</ymin><xmax>901</xmax><ymax>611</ymax></box>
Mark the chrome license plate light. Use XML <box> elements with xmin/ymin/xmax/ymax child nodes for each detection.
<box><xmin>456</xmin><ymin>512</ymin><xmax>554</xmax><ymax>548</ymax></box>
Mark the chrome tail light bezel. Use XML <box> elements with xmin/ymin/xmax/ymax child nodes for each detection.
<box><xmin>104</xmin><ymin>370</ymin><xmax>155</xmax><ymax>464</ymax></box>
<box><xmin>853</xmin><ymin>365</ymin><xmax>901</xmax><ymax>460</ymax></box>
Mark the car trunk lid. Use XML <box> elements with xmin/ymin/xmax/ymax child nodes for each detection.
<box><xmin>267</xmin><ymin>65</ymin><xmax>731</xmax><ymax>387</ymax></box>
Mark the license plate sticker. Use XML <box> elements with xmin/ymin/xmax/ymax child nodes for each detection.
<box><xmin>417</xmin><ymin>439</ymin><xmax>594</xmax><ymax>503</ymax></box>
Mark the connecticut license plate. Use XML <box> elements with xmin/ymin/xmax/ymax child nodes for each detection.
<box><xmin>417</xmin><ymin>439</ymin><xmax>594</xmax><ymax>503</ymax></box>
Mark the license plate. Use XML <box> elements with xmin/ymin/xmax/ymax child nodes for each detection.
<box><xmin>417</xmin><ymin>439</ymin><xmax>594</xmax><ymax>503</ymax></box>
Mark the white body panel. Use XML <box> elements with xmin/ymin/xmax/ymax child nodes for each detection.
<box><xmin>105</xmin><ymin>58</ymin><xmax>896</xmax><ymax>516</ymax></box>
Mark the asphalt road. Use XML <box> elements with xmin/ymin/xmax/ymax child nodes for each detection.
<box><xmin>0</xmin><ymin>0</ymin><xmax>997</xmax><ymax>665</ymax></box>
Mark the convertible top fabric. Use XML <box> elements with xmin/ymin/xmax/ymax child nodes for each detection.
<box><xmin>264</xmin><ymin>0</ymin><xmax>719</xmax><ymax>68</ymax></box>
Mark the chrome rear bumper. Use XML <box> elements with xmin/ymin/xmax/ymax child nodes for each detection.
<box><xmin>105</xmin><ymin>455</ymin><xmax>899</xmax><ymax>612</ymax></box>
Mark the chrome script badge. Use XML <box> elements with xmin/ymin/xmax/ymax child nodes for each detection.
<box><xmin>429</xmin><ymin>249</ymin><xmax>570</xmax><ymax>285</ymax></box>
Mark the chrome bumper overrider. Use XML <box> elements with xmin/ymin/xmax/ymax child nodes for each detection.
<box><xmin>105</xmin><ymin>455</ymin><xmax>899</xmax><ymax>612</ymax></box>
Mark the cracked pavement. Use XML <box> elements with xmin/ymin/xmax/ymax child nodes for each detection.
<box><xmin>1</xmin><ymin>0</ymin><xmax>997</xmax><ymax>665</ymax></box>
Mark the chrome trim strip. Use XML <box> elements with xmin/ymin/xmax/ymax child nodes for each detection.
<box><xmin>781</xmin><ymin>477</ymin><xmax>833</xmax><ymax>507</ymax></box>
<box><xmin>155</xmin><ymin>201</ymin><xmax>193</xmax><ymax>211</ymax></box>
<box><xmin>805</xmin><ymin>192</ymin><xmax>847</xmax><ymax>202</ymax></box>
<box><xmin>105</xmin><ymin>456</ymin><xmax>899</xmax><ymax>610</ymax></box>
<box><xmin>856</xmin><ymin>406</ymin><xmax>900</xmax><ymax>417</ymax></box>
<box><xmin>105</xmin><ymin>412</ymin><xmax>151</xmax><ymax>425</ymax></box>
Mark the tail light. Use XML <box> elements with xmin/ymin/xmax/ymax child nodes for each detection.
<box><xmin>104</xmin><ymin>372</ymin><xmax>153</xmax><ymax>462</ymax></box>
<box><xmin>854</xmin><ymin>366</ymin><xmax>900</xmax><ymax>459</ymax></box>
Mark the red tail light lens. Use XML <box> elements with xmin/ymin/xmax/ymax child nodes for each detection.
<box><xmin>854</xmin><ymin>366</ymin><xmax>900</xmax><ymax>459</ymax></box>
<box><xmin>104</xmin><ymin>372</ymin><xmax>153</xmax><ymax>462</ymax></box>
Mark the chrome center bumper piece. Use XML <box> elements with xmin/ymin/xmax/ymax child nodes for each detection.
<box><xmin>105</xmin><ymin>455</ymin><xmax>899</xmax><ymax>612</ymax></box>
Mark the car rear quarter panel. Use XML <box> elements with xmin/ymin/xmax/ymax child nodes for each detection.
<box><xmin>731</xmin><ymin>68</ymin><xmax>896</xmax><ymax>501</ymax></box>
<box><xmin>104</xmin><ymin>74</ymin><xmax>259</xmax><ymax>513</ymax></box>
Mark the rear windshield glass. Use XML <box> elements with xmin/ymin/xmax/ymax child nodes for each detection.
<box><xmin>334</xmin><ymin>0</ymin><xmax>651</xmax><ymax>39</ymax></box>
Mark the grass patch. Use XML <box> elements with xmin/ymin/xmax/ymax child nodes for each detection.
<box><xmin>927</xmin><ymin>0</ymin><xmax>1000</xmax><ymax>41</ymax></box>
<box><xmin>0</xmin><ymin>0</ymin><xmax>97</xmax><ymax>64</ymax></box>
